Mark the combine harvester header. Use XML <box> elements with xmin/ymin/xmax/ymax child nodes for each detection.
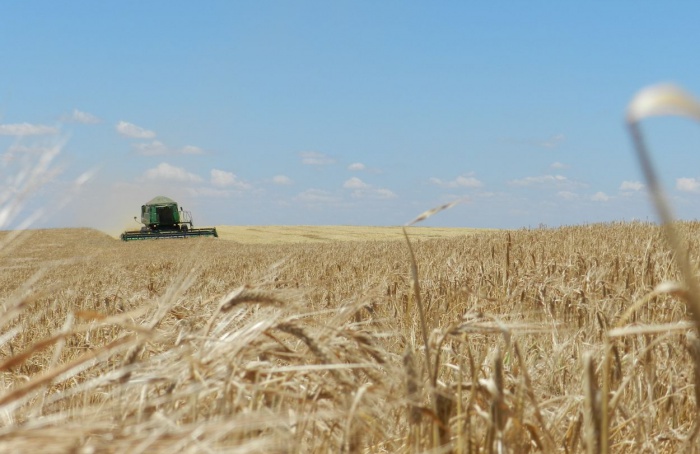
<box><xmin>121</xmin><ymin>196</ymin><xmax>218</xmax><ymax>241</ymax></box>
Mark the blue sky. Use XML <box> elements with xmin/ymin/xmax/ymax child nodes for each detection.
<box><xmin>4</xmin><ymin>2</ymin><xmax>700</xmax><ymax>231</ymax></box>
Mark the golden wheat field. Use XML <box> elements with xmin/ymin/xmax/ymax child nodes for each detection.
<box><xmin>213</xmin><ymin>225</ymin><xmax>492</xmax><ymax>244</ymax></box>
<box><xmin>1</xmin><ymin>222</ymin><xmax>699</xmax><ymax>452</ymax></box>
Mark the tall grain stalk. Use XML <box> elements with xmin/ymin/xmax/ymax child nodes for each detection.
<box><xmin>626</xmin><ymin>83</ymin><xmax>700</xmax><ymax>445</ymax></box>
<box><xmin>402</xmin><ymin>200</ymin><xmax>459</xmax><ymax>449</ymax></box>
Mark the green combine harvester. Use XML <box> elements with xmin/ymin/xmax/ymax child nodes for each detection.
<box><xmin>121</xmin><ymin>196</ymin><xmax>218</xmax><ymax>241</ymax></box>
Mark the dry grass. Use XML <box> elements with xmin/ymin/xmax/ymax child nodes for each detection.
<box><xmin>0</xmin><ymin>221</ymin><xmax>698</xmax><ymax>452</ymax></box>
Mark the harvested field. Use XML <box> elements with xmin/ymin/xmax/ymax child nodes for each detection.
<box><xmin>0</xmin><ymin>222</ymin><xmax>698</xmax><ymax>452</ymax></box>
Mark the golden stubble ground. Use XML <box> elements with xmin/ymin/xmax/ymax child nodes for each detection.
<box><xmin>0</xmin><ymin>222</ymin><xmax>698</xmax><ymax>452</ymax></box>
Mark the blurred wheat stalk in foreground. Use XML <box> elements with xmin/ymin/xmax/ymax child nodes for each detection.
<box><xmin>626</xmin><ymin>84</ymin><xmax>700</xmax><ymax>452</ymax></box>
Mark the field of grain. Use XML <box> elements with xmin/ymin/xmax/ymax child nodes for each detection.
<box><xmin>0</xmin><ymin>222</ymin><xmax>698</xmax><ymax>452</ymax></box>
<box><xmin>214</xmin><ymin>225</ymin><xmax>493</xmax><ymax>244</ymax></box>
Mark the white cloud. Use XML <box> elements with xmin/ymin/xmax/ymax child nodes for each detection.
<box><xmin>5</xmin><ymin>144</ymin><xmax>45</xmax><ymax>154</ymax></box>
<box><xmin>348</xmin><ymin>162</ymin><xmax>366</xmax><ymax>171</ymax></box>
<box><xmin>342</xmin><ymin>176</ymin><xmax>396</xmax><ymax>199</ymax></box>
<box><xmin>350</xmin><ymin>188</ymin><xmax>397</xmax><ymax>199</ymax></box>
<box><xmin>550</xmin><ymin>161</ymin><xmax>568</xmax><ymax>169</ymax></box>
<box><xmin>300</xmin><ymin>151</ymin><xmax>334</xmax><ymax>166</ymax></box>
<box><xmin>429</xmin><ymin>175</ymin><xmax>483</xmax><ymax>188</ymax></box>
<box><xmin>272</xmin><ymin>175</ymin><xmax>293</xmax><ymax>185</ymax></box>
<box><xmin>65</xmin><ymin>109</ymin><xmax>100</xmax><ymax>124</ymax></box>
<box><xmin>187</xmin><ymin>187</ymin><xmax>232</xmax><ymax>198</ymax></box>
<box><xmin>297</xmin><ymin>189</ymin><xmax>339</xmax><ymax>203</ymax></box>
<box><xmin>210</xmin><ymin>169</ymin><xmax>251</xmax><ymax>189</ymax></box>
<box><xmin>375</xmin><ymin>188</ymin><xmax>397</xmax><ymax>199</ymax></box>
<box><xmin>116</xmin><ymin>121</ymin><xmax>156</xmax><ymax>139</ymax></box>
<box><xmin>620</xmin><ymin>180</ymin><xmax>644</xmax><ymax>191</ymax></box>
<box><xmin>132</xmin><ymin>141</ymin><xmax>205</xmax><ymax>156</ymax></box>
<box><xmin>133</xmin><ymin>140</ymin><xmax>168</xmax><ymax>156</ymax></box>
<box><xmin>503</xmin><ymin>133</ymin><xmax>565</xmax><ymax>149</ymax></box>
<box><xmin>210</xmin><ymin>169</ymin><xmax>235</xmax><ymax>187</ymax></box>
<box><xmin>343</xmin><ymin>177</ymin><xmax>369</xmax><ymax>189</ymax></box>
<box><xmin>541</xmin><ymin>134</ymin><xmax>565</xmax><ymax>149</ymax></box>
<box><xmin>557</xmin><ymin>191</ymin><xmax>577</xmax><ymax>200</ymax></box>
<box><xmin>143</xmin><ymin>163</ymin><xmax>202</xmax><ymax>183</ymax></box>
<box><xmin>677</xmin><ymin>177</ymin><xmax>700</xmax><ymax>193</ymax></box>
<box><xmin>182</xmin><ymin>145</ymin><xmax>204</xmax><ymax>155</ymax></box>
<box><xmin>509</xmin><ymin>175</ymin><xmax>571</xmax><ymax>187</ymax></box>
<box><xmin>0</xmin><ymin>123</ymin><xmax>59</xmax><ymax>136</ymax></box>
<box><xmin>591</xmin><ymin>192</ymin><xmax>610</xmax><ymax>202</ymax></box>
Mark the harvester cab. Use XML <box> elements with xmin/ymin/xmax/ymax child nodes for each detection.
<box><xmin>121</xmin><ymin>196</ymin><xmax>218</xmax><ymax>241</ymax></box>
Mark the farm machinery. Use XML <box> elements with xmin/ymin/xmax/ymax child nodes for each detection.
<box><xmin>120</xmin><ymin>196</ymin><xmax>218</xmax><ymax>241</ymax></box>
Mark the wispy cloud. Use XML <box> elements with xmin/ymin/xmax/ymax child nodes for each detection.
<box><xmin>181</xmin><ymin>145</ymin><xmax>204</xmax><ymax>155</ymax></box>
<box><xmin>63</xmin><ymin>109</ymin><xmax>100</xmax><ymax>124</ymax></box>
<box><xmin>300</xmin><ymin>151</ymin><xmax>334</xmax><ymax>166</ymax></box>
<box><xmin>429</xmin><ymin>174</ymin><xmax>483</xmax><ymax>188</ymax></box>
<box><xmin>557</xmin><ymin>191</ymin><xmax>578</xmax><ymax>200</ymax></box>
<box><xmin>591</xmin><ymin>192</ymin><xmax>610</xmax><ymax>202</ymax></box>
<box><xmin>0</xmin><ymin>123</ymin><xmax>59</xmax><ymax>136</ymax></box>
<box><xmin>187</xmin><ymin>187</ymin><xmax>232</xmax><ymax>198</ymax></box>
<box><xmin>343</xmin><ymin>177</ymin><xmax>396</xmax><ymax>199</ymax></box>
<box><xmin>132</xmin><ymin>140</ymin><xmax>205</xmax><ymax>156</ymax></box>
<box><xmin>550</xmin><ymin>161</ymin><xmax>568</xmax><ymax>169</ymax></box>
<box><xmin>272</xmin><ymin>175</ymin><xmax>293</xmax><ymax>185</ymax></box>
<box><xmin>509</xmin><ymin>174</ymin><xmax>577</xmax><ymax>187</ymax></box>
<box><xmin>348</xmin><ymin>162</ymin><xmax>366</xmax><ymax>171</ymax></box>
<box><xmin>5</xmin><ymin>143</ymin><xmax>55</xmax><ymax>156</ymax></box>
<box><xmin>350</xmin><ymin>187</ymin><xmax>397</xmax><ymax>199</ymax></box>
<box><xmin>143</xmin><ymin>162</ymin><xmax>202</xmax><ymax>183</ymax></box>
<box><xmin>133</xmin><ymin>141</ymin><xmax>168</xmax><ymax>156</ymax></box>
<box><xmin>210</xmin><ymin>169</ymin><xmax>251</xmax><ymax>189</ymax></box>
<box><xmin>677</xmin><ymin>177</ymin><xmax>700</xmax><ymax>193</ymax></box>
<box><xmin>297</xmin><ymin>188</ymin><xmax>339</xmax><ymax>203</ymax></box>
<box><xmin>116</xmin><ymin>121</ymin><xmax>156</xmax><ymax>139</ymax></box>
<box><xmin>540</xmin><ymin>134</ymin><xmax>565</xmax><ymax>149</ymax></box>
<box><xmin>343</xmin><ymin>177</ymin><xmax>369</xmax><ymax>189</ymax></box>
<box><xmin>503</xmin><ymin>133</ymin><xmax>566</xmax><ymax>149</ymax></box>
<box><xmin>620</xmin><ymin>180</ymin><xmax>644</xmax><ymax>191</ymax></box>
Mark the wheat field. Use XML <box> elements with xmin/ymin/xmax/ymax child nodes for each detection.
<box><xmin>213</xmin><ymin>225</ymin><xmax>493</xmax><ymax>244</ymax></box>
<box><xmin>0</xmin><ymin>221</ymin><xmax>698</xmax><ymax>452</ymax></box>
